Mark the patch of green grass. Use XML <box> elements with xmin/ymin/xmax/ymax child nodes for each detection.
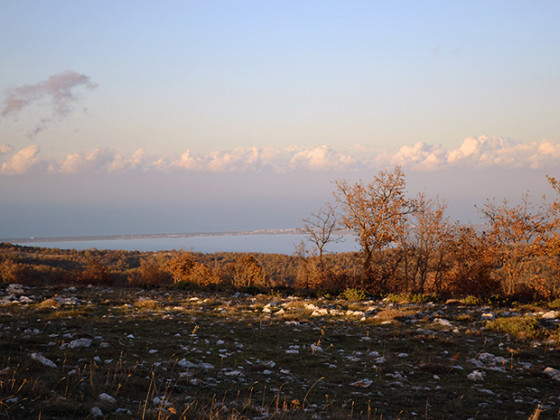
<box><xmin>342</xmin><ymin>288</ymin><xmax>367</xmax><ymax>302</ymax></box>
<box><xmin>486</xmin><ymin>316</ymin><xmax>542</xmax><ymax>340</ymax></box>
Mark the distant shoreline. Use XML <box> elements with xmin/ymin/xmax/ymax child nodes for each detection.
<box><xmin>2</xmin><ymin>228</ymin><xmax>328</xmax><ymax>244</ymax></box>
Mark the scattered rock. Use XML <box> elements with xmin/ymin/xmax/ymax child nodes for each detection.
<box><xmin>68</xmin><ymin>338</ymin><xmax>92</xmax><ymax>349</ymax></box>
<box><xmin>99</xmin><ymin>393</ymin><xmax>116</xmax><ymax>404</ymax></box>
<box><xmin>544</xmin><ymin>367</ymin><xmax>560</xmax><ymax>381</ymax></box>
<box><xmin>467</xmin><ymin>370</ymin><xmax>485</xmax><ymax>381</ymax></box>
<box><xmin>351</xmin><ymin>378</ymin><xmax>373</xmax><ymax>388</ymax></box>
<box><xmin>30</xmin><ymin>352</ymin><xmax>57</xmax><ymax>368</ymax></box>
<box><xmin>90</xmin><ymin>406</ymin><xmax>103</xmax><ymax>417</ymax></box>
<box><xmin>433</xmin><ymin>318</ymin><xmax>453</xmax><ymax>328</ymax></box>
<box><xmin>542</xmin><ymin>311</ymin><xmax>559</xmax><ymax>319</ymax></box>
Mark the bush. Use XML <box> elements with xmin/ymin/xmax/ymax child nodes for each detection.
<box><xmin>464</xmin><ymin>295</ymin><xmax>481</xmax><ymax>306</ymax></box>
<box><xmin>342</xmin><ymin>288</ymin><xmax>367</xmax><ymax>301</ymax></box>
<box><xmin>548</xmin><ymin>299</ymin><xmax>560</xmax><ymax>309</ymax></box>
<box><xmin>411</xmin><ymin>293</ymin><xmax>436</xmax><ymax>304</ymax></box>
<box><xmin>78</xmin><ymin>257</ymin><xmax>112</xmax><ymax>286</ymax></box>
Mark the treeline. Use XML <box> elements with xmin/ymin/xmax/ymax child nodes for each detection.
<box><xmin>1</xmin><ymin>166</ymin><xmax>560</xmax><ymax>301</ymax></box>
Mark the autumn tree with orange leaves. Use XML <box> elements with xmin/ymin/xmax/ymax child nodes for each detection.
<box><xmin>477</xmin><ymin>193</ymin><xmax>552</xmax><ymax>297</ymax></box>
<box><xmin>334</xmin><ymin>166</ymin><xmax>415</xmax><ymax>292</ymax></box>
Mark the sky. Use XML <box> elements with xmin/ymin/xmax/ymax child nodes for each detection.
<box><xmin>1</xmin><ymin>1</ymin><xmax>560</xmax><ymax>239</ymax></box>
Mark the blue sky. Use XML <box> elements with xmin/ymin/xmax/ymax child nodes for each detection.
<box><xmin>1</xmin><ymin>1</ymin><xmax>560</xmax><ymax>238</ymax></box>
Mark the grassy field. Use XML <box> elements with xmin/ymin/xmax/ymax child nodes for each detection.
<box><xmin>1</xmin><ymin>284</ymin><xmax>559</xmax><ymax>419</ymax></box>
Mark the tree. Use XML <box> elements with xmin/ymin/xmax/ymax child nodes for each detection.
<box><xmin>164</xmin><ymin>251</ymin><xmax>196</xmax><ymax>283</ymax></box>
<box><xmin>0</xmin><ymin>254</ymin><xmax>24</xmax><ymax>284</ymax></box>
<box><xmin>334</xmin><ymin>166</ymin><xmax>414</xmax><ymax>291</ymax></box>
<box><xmin>300</xmin><ymin>203</ymin><xmax>341</xmax><ymax>274</ymax></box>
<box><xmin>477</xmin><ymin>193</ymin><xmax>552</xmax><ymax>296</ymax></box>
<box><xmin>232</xmin><ymin>254</ymin><xmax>267</xmax><ymax>288</ymax></box>
<box><xmin>78</xmin><ymin>256</ymin><xmax>111</xmax><ymax>285</ymax></box>
<box><xmin>402</xmin><ymin>193</ymin><xmax>450</xmax><ymax>293</ymax></box>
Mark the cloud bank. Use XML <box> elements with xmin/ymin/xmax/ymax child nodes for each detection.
<box><xmin>1</xmin><ymin>136</ymin><xmax>559</xmax><ymax>176</ymax></box>
<box><xmin>1</xmin><ymin>71</ymin><xmax>97</xmax><ymax>136</ymax></box>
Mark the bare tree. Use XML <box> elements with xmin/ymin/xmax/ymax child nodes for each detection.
<box><xmin>300</xmin><ymin>203</ymin><xmax>341</xmax><ymax>273</ymax></box>
<box><xmin>407</xmin><ymin>192</ymin><xmax>450</xmax><ymax>293</ymax></box>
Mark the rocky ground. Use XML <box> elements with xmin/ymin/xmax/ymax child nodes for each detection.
<box><xmin>0</xmin><ymin>284</ymin><xmax>559</xmax><ymax>419</ymax></box>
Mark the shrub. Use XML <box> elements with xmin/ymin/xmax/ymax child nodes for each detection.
<box><xmin>411</xmin><ymin>293</ymin><xmax>436</xmax><ymax>304</ymax></box>
<box><xmin>78</xmin><ymin>257</ymin><xmax>112</xmax><ymax>286</ymax></box>
<box><xmin>0</xmin><ymin>255</ymin><xmax>24</xmax><ymax>284</ymax></box>
<box><xmin>342</xmin><ymin>288</ymin><xmax>367</xmax><ymax>301</ymax></box>
<box><xmin>548</xmin><ymin>299</ymin><xmax>560</xmax><ymax>309</ymax></box>
<box><xmin>464</xmin><ymin>295</ymin><xmax>481</xmax><ymax>306</ymax></box>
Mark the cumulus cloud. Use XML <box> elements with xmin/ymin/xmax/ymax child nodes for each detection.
<box><xmin>51</xmin><ymin>148</ymin><xmax>148</xmax><ymax>174</ymax></box>
<box><xmin>1</xmin><ymin>71</ymin><xmax>97</xmax><ymax>136</ymax></box>
<box><xmin>0</xmin><ymin>144</ymin><xmax>13</xmax><ymax>154</ymax></box>
<box><xmin>2</xmin><ymin>136</ymin><xmax>560</xmax><ymax>176</ymax></box>
<box><xmin>0</xmin><ymin>145</ymin><xmax>40</xmax><ymax>175</ymax></box>
<box><xmin>289</xmin><ymin>145</ymin><xmax>358</xmax><ymax>171</ymax></box>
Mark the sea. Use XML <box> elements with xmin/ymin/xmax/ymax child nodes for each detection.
<box><xmin>15</xmin><ymin>233</ymin><xmax>359</xmax><ymax>255</ymax></box>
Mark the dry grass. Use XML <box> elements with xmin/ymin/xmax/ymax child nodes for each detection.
<box><xmin>133</xmin><ymin>298</ymin><xmax>159</xmax><ymax>310</ymax></box>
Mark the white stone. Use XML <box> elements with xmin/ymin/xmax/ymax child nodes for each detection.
<box><xmin>467</xmin><ymin>370</ymin><xmax>485</xmax><ymax>381</ymax></box>
<box><xmin>351</xmin><ymin>378</ymin><xmax>373</xmax><ymax>388</ymax></box>
<box><xmin>224</xmin><ymin>370</ymin><xmax>242</xmax><ymax>376</ymax></box>
<box><xmin>542</xmin><ymin>310</ymin><xmax>559</xmax><ymax>319</ymax></box>
<box><xmin>433</xmin><ymin>318</ymin><xmax>453</xmax><ymax>328</ymax></box>
<box><xmin>68</xmin><ymin>338</ymin><xmax>92</xmax><ymax>349</ymax></box>
<box><xmin>477</xmin><ymin>352</ymin><xmax>495</xmax><ymax>363</ymax></box>
<box><xmin>198</xmin><ymin>362</ymin><xmax>214</xmax><ymax>370</ymax></box>
<box><xmin>544</xmin><ymin>367</ymin><xmax>560</xmax><ymax>381</ymax></box>
<box><xmin>90</xmin><ymin>406</ymin><xmax>103</xmax><ymax>418</ymax></box>
<box><xmin>99</xmin><ymin>393</ymin><xmax>116</xmax><ymax>404</ymax></box>
<box><xmin>30</xmin><ymin>352</ymin><xmax>57</xmax><ymax>368</ymax></box>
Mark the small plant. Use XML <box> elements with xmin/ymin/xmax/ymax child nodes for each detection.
<box><xmin>411</xmin><ymin>293</ymin><xmax>435</xmax><ymax>304</ymax></box>
<box><xmin>133</xmin><ymin>298</ymin><xmax>159</xmax><ymax>310</ymax></box>
<box><xmin>464</xmin><ymin>295</ymin><xmax>481</xmax><ymax>306</ymax></box>
<box><xmin>548</xmin><ymin>298</ymin><xmax>560</xmax><ymax>309</ymax></box>
<box><xmin>342</xmin><ymin>288</ymin><xmax>367</xmax><ymax>301</ymax></box>
<box><xmin>385</xmin><ymin>293</ymin><xmax>406</xmax><ymax>303</ymax></box>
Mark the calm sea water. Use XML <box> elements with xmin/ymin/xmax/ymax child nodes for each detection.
<box><xmin>18</xmin><ymin>234</ymin><xmax>358</xmax><ymax>255</ymax></box>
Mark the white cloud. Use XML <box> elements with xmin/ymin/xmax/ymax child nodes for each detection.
<box><xmin>55</xmin><ymin>148</ymin><xmax>139</xmax><ymax>174</ymax></box>
<box><xmin>0</xmin><ymin>144</ymin><xmax>13</xmax><ymax>154</ymax></box>
<box><xmin>109</xmin><ymin>148</ymin><xmax>147</xmax><ymax>172</ymax></box>
<box><xmin>391</xmin><ymin>142</ymin><xmax>447</xmax><ymax>171</ymax></box>
<box><xmin>0</xmin><ymin>145</ymin><xmax>40</xmax><ymax>175</ymax></box>
<box><xmin>289</xmin><ymin>145</ymin><xmax>358</xmax><ymax>171</ymax></box>
<box><xmin>2</xmin><ymin>136</ymin><xmax>560</xmax><ymax>176</ymax></box>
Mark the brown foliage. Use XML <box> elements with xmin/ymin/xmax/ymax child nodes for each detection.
<box><xmin>334</xmin><ymin>166</ymin><xmax>414</xmax><ymax>292</ymax></box>
<box><xmin>78</xmin><ymin>257</ymin><xmax>112</xmax><ymax>286</ymax></box>
<box><xmin>0</xmin><ymin>254</ymin><xmax>24</xmax><ymax>284</ymax></box>
<box><xmin>477</xmin><ymin>193</ymin><xmax>553</xmax><ymax>296</ymax></box>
